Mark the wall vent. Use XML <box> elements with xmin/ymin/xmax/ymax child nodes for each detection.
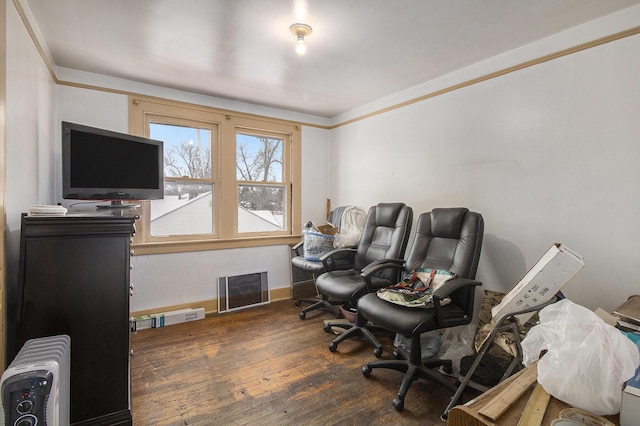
<box><xmin>218</xmin><ymin>271</ymin><xmax>269</xmax><ymax>313</ymax></box>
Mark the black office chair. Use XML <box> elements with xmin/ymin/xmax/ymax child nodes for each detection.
<box><xmin>293</xmin><ymin>206</ymin><xmax>357</xmax><ymax>319</ymax></box>
<box><xmin>357</xmin><ymin>207</ymin><xmax>484</xmax><ymax>412</ymax></box>
<box><xmin>313</xmin><ymin>203</ymin><xmax>413</xmax><ymax>341</ymax></box>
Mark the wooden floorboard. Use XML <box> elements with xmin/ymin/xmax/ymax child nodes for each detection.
<box><xmin>131</xmin><ymin>300</ymin><xmax>471</xmax><ymax>425</ymax></box>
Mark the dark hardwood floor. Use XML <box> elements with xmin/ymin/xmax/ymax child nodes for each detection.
<box><xmin>131</xmin><ymin>300</ymin><xmax>468</xmax><ymax>425</ymax></box>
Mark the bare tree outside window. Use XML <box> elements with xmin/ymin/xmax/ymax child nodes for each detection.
<box><xmin>163</xmin><ymin>128</ymin><xmax>211</xmax><ymax>179</ymax></box>
<box><xmin>236</xmin><ymin>135</ymin><xmax>282</xmax><ymax>182</ymax></box>
<box><xmin>149</xmin><ymin>122</ymin><xmax>214</xmax><ymax>236</ymax></box>
<box><xmin>236</xmin><ymin>133</ymin><xmax>286</xmax><ymax>232</ymax></box>
<box><xmin>165</xmin><ymin>138</ymin><xmax>211</xmax><ymax>180</ymax></box>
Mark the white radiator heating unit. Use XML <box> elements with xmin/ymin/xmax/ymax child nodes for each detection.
<box><xmin>1</xmin><ymin>335</ymin><xmax>70</xmax><ymax>426</ymax></box>
<box><xmin>218</xmin><ymin>271</ymin><xmax>270</xmax><ymax>313</ymax></box>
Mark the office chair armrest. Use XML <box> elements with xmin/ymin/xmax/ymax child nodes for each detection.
<box><xmin>432</xmin><ymin>278</ymin><xmax>481</xmax><ymax>298</ymax></box>
<box><xmin>360</xmin><ymin>259</ymin><xmax>406</xmax><ymax>293</ymax></box>
<box><xmin>320</xmin><ymin>247</ymin><xmax>357</xmax><ymax>271</ymax></box>
<box><xmin>292</xmin><ymin>241</ymin><xmax>304</xmax><ymax>256</ymax></box>
<box><xmin>360</xmin><ymin>258</ymin><xmax>404</xmax><ymax>275</ymax></box>
<box><xmin>432</xmin><ymin>278</ymin><xmax>482</xmax><ymax>327</ymax></box>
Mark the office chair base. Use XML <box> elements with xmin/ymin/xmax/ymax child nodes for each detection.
<box><xmin>327</xmin><ymin>322</ymin><xmax>391</xmax><ymax>357</ymax></box>
<box><xmin>297</xmin><ymin>298</ymin><xmax>343</xmax><ymax>319</ymax></box>
<box><xmin>362</xmin><ymin>333</ymin><xmax>457</xmax><ymax>412</ymax></box>
<box><xmin>363</xmin><ymin>359</ymin><xmax>457</xmax><ymax>412</ymax></box>
<box><xmin>393</xmin><ymin>398</ymin><xmax>404</xmax><ymax>411</ymax></box>
<box><xmin>294</xmin><ymin>295</ymin><xmax>322</xmax><ymax>307</ymax></box>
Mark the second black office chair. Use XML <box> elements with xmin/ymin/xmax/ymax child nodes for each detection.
<box><xmin>314</xmin><ymin>202</ymin><xmax>413</xmax><ymax>352</ymax></box>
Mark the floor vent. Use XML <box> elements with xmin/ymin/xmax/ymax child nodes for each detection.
<box><xmin>218</xmin><ymin>271</ymin><xmax>269</xmax><ymax>313</ymax></box>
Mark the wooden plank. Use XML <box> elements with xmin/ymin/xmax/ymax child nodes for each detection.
<box><xmin>447</xmin><ymin>363</ymin><xmax>533</xmax><ymax>426</ymax></box>
<box><xmin>477</xmin><ymin>362</ymin><xmax>538</xmax><ymax>421</ymax></box>
<box><xmin>517</xmin><ymin>383</ymin><xmax>551</xmax><ymax>426</ymax></box>
<box><xmin>448</xmin><ymin>360</ymin><xmax>618</xmax><ymax>426</ymax></box>
<box><xmin>462</xmin><ymin>365</ymin><xmax>529</xmax><ymax>408</ymax></box>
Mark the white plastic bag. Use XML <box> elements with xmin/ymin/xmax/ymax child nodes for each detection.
<box><xmin>437</xmin><ymin>323</ymin><xmax>476</xmax><ymax>376</ymax></box>
<box><xmin>394</xmin><ymin>330</ymin><xmax>442</xmax><ymax>360</ymax></box>
<box><xmin>521</xmin><ymin>299</ymin><xmax>640</xmax><ymax>415</ymax></box>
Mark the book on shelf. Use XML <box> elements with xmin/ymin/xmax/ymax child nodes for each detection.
<box><xmin>619</xmin><ymin>319</ymin><xmax>640</xmax><ymax>332</ymax></box>
<box><xmin>614</xmin><ymin>295</ymin><xmax>640</xmax><ymax>325</ymax></box>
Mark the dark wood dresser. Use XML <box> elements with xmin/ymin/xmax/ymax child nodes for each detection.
<box><xmin>14</xmin><ymin>210</ymin><xmax>138</xmax><ymax>425</ymax></box>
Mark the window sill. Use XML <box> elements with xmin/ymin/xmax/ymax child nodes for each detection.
<box><xmin>132</xmin><ymin>234</ymin><xmax>302</xmax><ymax>255</ymax></box>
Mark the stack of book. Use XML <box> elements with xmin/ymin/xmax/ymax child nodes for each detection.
<box><xmin>614</xmin><ymin>295</ymin><xmax>640</xmax><ymax>332</ymax></box>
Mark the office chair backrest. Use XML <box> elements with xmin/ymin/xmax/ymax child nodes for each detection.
<box><xmin>405</xmin><ymin>208</ymin><xmax>484</xmax><ymax>280</ymax></box>
<box><xmin>355</xmin><ymin>203</ymin><xmax>413</xmax><ymax>281</ymax></box>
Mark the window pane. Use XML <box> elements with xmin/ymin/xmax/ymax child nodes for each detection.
<box><xmin>150</xmin><ymin>123</ymin><xmax>212</xmax><ymax>179</ymax></box>
<box><xmin>238</xmin><ymin>184</ymin><xmax>286</xmax><ymax>233</ymax></box>
<box><xmin>236</xmin><ymin>133</ymin><xmax>283</xmax><ymax>182</ymax></box>
<box><xmin>151</xmin><ymin>182</ymin><xmax>214</xmax><ymax>236</ymax></box>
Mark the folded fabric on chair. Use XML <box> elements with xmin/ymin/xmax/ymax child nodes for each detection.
<box><xmin>333</xmin><ymin>205</ymin><xmax>366</xmax><ymax>248</ymax></box>
<box><xmin>377</xmin><ymin>268</ymin><xmax>456</xmax><ymax>308</ymax></box>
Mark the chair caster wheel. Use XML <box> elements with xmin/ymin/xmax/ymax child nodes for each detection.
<box><xmin>373</xmin><ymin>347</ymin><xmax>383</xmax><ymax>358</ymax></box>
<box><xmin>323</xmin><ymin>324</ymin><xmax>332</xmax><ymax>333</ymax></box>
<box><xmin>393</xmin><ymin>350</ymin><xmax>402</xmax><ymax>359</ymax></box>
<box><xmin>299</xmin><ymin>311</ymin><xmax>306</xmax><ymax>319</ymax></box>
<box><xmin>393</xmin><ymin>398</ymin><xmax>404</xmax><ymax>411</ymax></box>
<box><xmin>295</xmin><ymin>300</ymin><xmax>302</xmax><ymax>307</ymax></box>
<box><xmin>362</xmin><ymin>365</ymin><xmax>372</xmax><ymax>377</ymax></box>
<box><xmin>329</xmin><ymin>342</ymin><xmax>338</xmax><ymax>352</ymax></box>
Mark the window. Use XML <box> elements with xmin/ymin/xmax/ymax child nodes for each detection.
<box><xmin>236</xmin><ymin>131</ymin><xmax>286</xmax><ymax>234</ymax></box>
<box><xmin>129</xmin><ymin>96</ymin><xmax>301</xmax><ymax>253</ymax></box>
<box><xmin>149</xmin><ymin>120</ymin><xmax>215</xmax><ymax>237</ymax></box>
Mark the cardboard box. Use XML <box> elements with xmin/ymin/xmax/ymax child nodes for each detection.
<box><xmin>317</xmin><ymin>224</ymin><xmax>338</xmax><ymax>236</ymax></box>
<box><xmin>491</xmin><ymin>243</ymin><xmax>585</xmax><ymax>323</ymax></box>
<box><xmin>613</xmin><ymin>294</ymin><xmax>640</xmax><ymax>324</ymax></box>
<box><xmin>621</xmin><ymin>364</ymin><xmax>640</xmax><ymax>426</ymax></box>
<box><xmin>131</xmin><ymin>308</ymin><xmax>205</xmax><ymax>331</ymax></box>
<box><xmin>153</xmin><ymin>308</ymin><xmax>205</xmax><ymax>328</ymax></box>
<box><xmin>132</xmin><ymin>315</ymin><xmax>153</xmax><ymax>331</ymax></box>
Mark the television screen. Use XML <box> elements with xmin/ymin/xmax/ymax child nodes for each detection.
<box><xmin>62</xmin><ymin>121</ymin><xmax>164</xmax><ymax>204</ymax></box>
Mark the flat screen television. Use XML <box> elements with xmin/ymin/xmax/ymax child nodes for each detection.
<box><xmin>62</xmin><ymin>121</ymin><xmax>164</xmax><ymax>208</ymax></box>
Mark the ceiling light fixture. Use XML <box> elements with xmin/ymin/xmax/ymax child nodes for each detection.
<box><xmin>289</xmin><ymin>23</ymin><xmax>312</xmax><ymax>55</ymax></box>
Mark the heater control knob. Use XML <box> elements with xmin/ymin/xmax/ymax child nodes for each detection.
<box><xmin>14</xmin><ymin>414</ymin><xmax>37</xmax><ymax>426</ymax></box>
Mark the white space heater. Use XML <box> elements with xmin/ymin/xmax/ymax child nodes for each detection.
<box><xmin>1</xmin><ymin>335</ymin><xmax>70</xmax><ymax>426</ymax></box>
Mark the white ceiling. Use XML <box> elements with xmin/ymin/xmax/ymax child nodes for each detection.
<box><xmin>24</xmin><ymin>0</ymin><xmax>640</xmax><ymax>118</ymax></box>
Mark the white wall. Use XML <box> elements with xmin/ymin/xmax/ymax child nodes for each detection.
<box><xmin>5</xmin><ymin>2</ymin><xmax>56</xmax><ymax>229</ymax></box>
<box><xmin>21</xmin><ymin>2</ymin><xmax>640</xmax><ymax>316</ymax></box>
<box><xmin>55</xmin><ymin>85</ymin><xmax>331</xmax><ymax>313</ymax></box>
<box><xmin>5</xmin><ymin>0</ymin><xmax>56</xmax><ymax>349</ymax></box>
<box><xmin>130</xmin><ymin>246</ymin><xmax>291</xmax><ymax>311</ymax></box>
<box><xmin>329</xmin><ymin>30</ymin><xmax>640</xmax><ymax>313</ymax></box>
<box><xmin>54</xmin><ymin>86</ymin><xmax>130</xmax><ymax>201</ymax></box>
<box><xmin>300</xmin><ymin>125</ymin><xmax>331</xmax><ymax>226</ymax></box>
